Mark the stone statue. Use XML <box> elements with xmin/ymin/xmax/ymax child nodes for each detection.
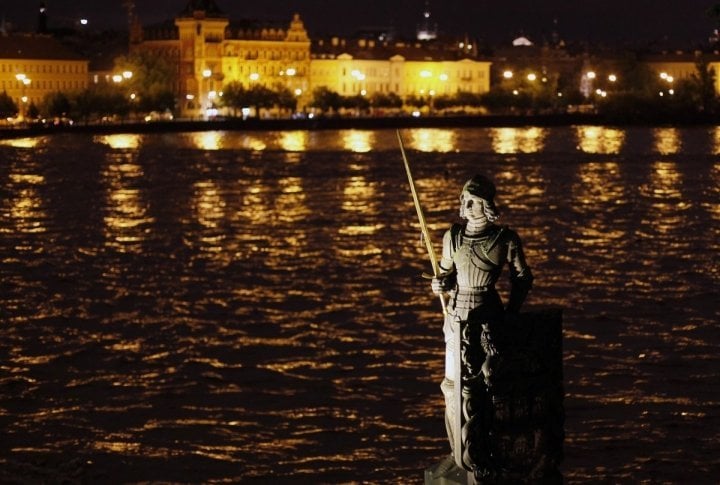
<box><xmin>395</xmin><ymin>135</ymin><xmax>563</xmax><ymax>483</ymax></box>
<box><xmin>425</xmin><ymin>175</ymin><xmax>563</xmax><ymax>484</ymax></box>
<box><xmin>433</xmin><ymin>175</ymin><xmax>534</xmax><ymax>469</ymax></box>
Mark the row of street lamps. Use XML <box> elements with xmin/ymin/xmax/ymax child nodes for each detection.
<box><xmin>501</xmin><ymin>68</ymin><xmax>677</xmax><ymax>99</ymax></box>
<box><xmin>89</xmin><ymin>63</ymin><xmax>681</xmax><ymax>119</ymax></box>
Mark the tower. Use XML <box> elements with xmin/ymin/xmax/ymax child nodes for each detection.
<box><xmin>123</xmin><ymin>0</ymin><xmax>143</xmax><ymax>46</ymax></box>
<box><xmin>38</xmin><ymin>2</ymin><xmax>48</xmax><ymax>34</ymax></box>
<box><xmin>416</xmin><ymin>0</ymin><xmax>437</xmax><ymax>41</ymax></box>
<box><xmin>175</xmin><ymin>0</ymin><xmax>229</xmax><ymax>115</ymax></box>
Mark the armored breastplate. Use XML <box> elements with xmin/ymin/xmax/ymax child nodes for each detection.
<box><xmin>452</xmin><ymin>228</ymin><xmax>504</xmax><ymax>289</ymax></box>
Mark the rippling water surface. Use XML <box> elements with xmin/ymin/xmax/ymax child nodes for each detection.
<box><xmin>1</xmin><ymin>127</ymin><xmax>719</xmax><ymax>483</ymax></box>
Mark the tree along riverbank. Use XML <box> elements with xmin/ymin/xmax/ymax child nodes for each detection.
<box><xmin>2</xmin><ymin>112</ymin><xmax>719</xmax><ymax>140</ymax></box>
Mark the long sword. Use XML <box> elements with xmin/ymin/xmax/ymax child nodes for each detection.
<box><xmin>397</xmin><ymin>130</ymin><xmax>447</xmax><ymax>314</ymax></box>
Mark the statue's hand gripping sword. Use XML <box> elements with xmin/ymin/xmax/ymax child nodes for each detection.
<box><xmin>397</xmin><ymin>130</ymin><xmax>448</xmax><ymax>314</ymax></box>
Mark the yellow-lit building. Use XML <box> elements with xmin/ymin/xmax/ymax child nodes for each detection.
<box><xmin>0</xmin><ymin>34</ymin><xmax>88</xmax><ymax>117</ymax></box>
<box><xmin>130</xmin><ymin>0</ymin><xmax>490</xmax><ymax>116</ymax></box>
<box><xmin>132</xmin><ymin>0</ymin><xmax>310</xmax><ymax>116</ymax></box>
<box><xmin>639</xmin><ymin>52</ymin><xmax>720</xmax><ymax>96</ymax></box>
<box><xmin>311</xmin><ymin>37</ymin><xmax>491</xmax><ymax>99</ymax></box>
<box><xmin>642</xmin><ymin>54</ymin><xmax>701</xmax><ymax>93</ymax></box>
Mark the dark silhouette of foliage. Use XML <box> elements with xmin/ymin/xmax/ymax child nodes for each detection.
<box><xmin>0</xmin><ymin>91</ymin><xmax>18</xmax><ymax>118</ymax></box>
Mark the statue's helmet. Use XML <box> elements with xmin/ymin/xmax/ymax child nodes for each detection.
<box><xmin>460</xmin><ymin>174</ymin><xmax>500</xmax><ymax>222</ymax></box>
<box><xmin>461</xmin><ymin>174</ymin><xmax>496</xmax><ymax>200</ymax></box>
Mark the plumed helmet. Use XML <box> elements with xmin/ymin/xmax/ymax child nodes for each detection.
<box><xmin>461</xmin><ymin>174</ymin><xmax>496</xmax><ymax>200</ymax></box>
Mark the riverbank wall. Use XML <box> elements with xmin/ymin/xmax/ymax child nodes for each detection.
<box><xmin>1</xmin><ymin>112</ymin><xmax>719</xmax><ymax>140</ymax></box>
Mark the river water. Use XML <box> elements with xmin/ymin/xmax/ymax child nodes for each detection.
<box><xmin>1</xmin><ymin>126</ymin><xmax>718</xmax><ymax>483</ymax></box>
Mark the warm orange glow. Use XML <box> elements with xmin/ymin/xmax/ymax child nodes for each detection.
<box><xmin>653</xmin><ymin>128</ymin><xmax>681</xmax><ymax>155</ymax></box>
<box><xmin>102</xmin><ymin>156</ymin><xmax>153</xmax><ymax>252</ymax></box>
<box><xmin>408</xmin><ymin>129</ymin><xmax>455</xmax><ymax>152</ymax></box>
<box><xmin>576</xmin><ymin>126</ymin><xmax>625</xmax><ymax>154</ymax></box>
<box><xmin>96</xmin><ymin>134</ymin><xmax>142</xmax><ymax>150</ymax></box>
<box><xmin>491</xmin><ymin>127</ymin><xmax>546</xmax><ymax>153</ymax></box>
<box><xmin>193</xmin><ymin>131</ymin><xmax>223</xmax><ymax>150</ymax></box>
<box><xmin>342</xmin><ymin>130</ymin><xmax>373</xmax><ymax>153</ymax></box>
<box><xmin>0</xmin><ymin>137</ymin><xmax>43</xmax><ymax>149</ymax></box>
<box><xmin>278</xmin><ymin>131</ymin><xmax>308</xmax><ymax>152</ymax></box>
<box><xmin>9</xmin><ymin>177</ymin><xmax>47</xmax><ymax>235</ymax></box>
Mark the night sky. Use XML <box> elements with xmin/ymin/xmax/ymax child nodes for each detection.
<box><xmin>1</xmin><ymin>0</ymin><xmax>718</xmax><ymax>47</ymax></box>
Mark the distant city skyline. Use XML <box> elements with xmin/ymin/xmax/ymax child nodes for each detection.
<box><xmin>1</xmin><ymin>0</ymin><xmax>717</xmax><ymax>47</ymax></box>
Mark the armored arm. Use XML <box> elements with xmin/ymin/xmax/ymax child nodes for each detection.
<box><xmin>431</xmin><ymin>228</ymin><xmax>457</xmax><ymax>294</ymax></box>
<box><xmin>506</xmin><ymin>231</ymin><xmax>533</xmax><ymax>314</ymax></box>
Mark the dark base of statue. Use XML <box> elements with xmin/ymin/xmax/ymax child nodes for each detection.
<box><xmin>425</xmin><ymin>309</ymin><xmax>564</xmax><ymax>484</ymax></box>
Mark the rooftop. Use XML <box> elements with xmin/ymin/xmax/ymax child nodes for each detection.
<box><xmin>0</xmin><ymin>34</ymin><xmax>86</xmax><ymax>61</ymax></box>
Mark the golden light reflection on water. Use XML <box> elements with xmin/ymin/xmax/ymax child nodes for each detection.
<box><xmin>407</xmin><ymin>129</ymin><xmax>455</xmax><ymax>152</ymax></box>
<box><xmin>706</xmin><ymin>163</ymin><xmax>720</xmax><ymax>223</ymax></box>
<box><xmin>93</xmin><ymin>440</ymin><xmax>142</xmax><ymax>453</ymax></box>
<box><xmin>653</xmin><ymin>128</ymin><xmax>681</xmax><ymax>155</ymax></box>
<box><xmin>565</xmin><ymin>162</ymin><xmax>628</xmax><ymax>261</ymax></box>
<box><xmin>712</xmin><ymin>127</ymin><xmax>720</xmax><ymax>155</ymax></box>
<box><xmin>342</xmin><ymin>130</ymin><xmax>374</xmax><ymax>153</ymax></box>
<box><xmin>7</xmin><ymin>172</ymin><xmax>47</xmax><ymax>237</ymax></box>
<box><xmin>338</xmin><ymin>223</ymin><xmax>385</xmax><ymax>236</ymax></box>
<box><xmin>270</xmin><ymin>176</ymin><xmax>311</xmax><ymax>262</ymax></box>
<box><xmin>276</xmin><ymin>177</ymin><xmax>310</xmax><ymax>223</ymax></box>
<box><xmin>646</xmin><ymin>161</ymin><xmax>683</xmax><ymax>199</ymax></box>
<box><xmin>574</xmin><ymin>162</ymin><xmax>626</xmax><ymax>205</ymax></box>
<box><xmin>244</xmin><ymin>136</ymin><xmax>267</xmax><ymax>151</ymax></box>
<box><xmin>0</xmin><ymin>137</ymin><xmax>45</xmax><ymax>149</ymax></box>
<box><xmin>192</xmin><ymin>131</ymin><xmax>223</xmax><ymax>150</ymax></box>
<box><xmin>342</xmin><ymin>176</ymin><xmax>378</xmax><ymax>214</ymax></box>
<box><xmin>240</xmin><ymin>183</ymin><xmax>272</xmax><ymax>227</ymax></box>
<box><xmin>338</xmin><ymin>174</ymin><xmax>384</xmax><ymax>256</ymax></box>
<box><xmin>278</xmin><ymin>131</ymin><xmax>308</xmax><ymax>152</ymax></box>
<box><xmin>494</xmin><ymin>166</ymin><xmax>550</xmax><ymax>265</ymax></box>
<box><xmin>640</xmin><ymin>161</ymin><xmax>688</xmax><ymax>237</ymax></box>
<box><xmin>194</xmin><ymin>181</ymin><xmax>226</xmax><ymax>229</ymax></box>
<box><xmin>192</xmin><ymin>180</ymin><xmax>228</xmax><ymax>257</ymax></box>
<box><xmin>96</xmin><ymin>134</ymin><xmax>142</xmax><ymax>150</ymax></box>
<box><xmin>575</xmin><ymin>126</ymin><xmax>625</xmax><ymax>154</ymax></box>
<box><xmin>103</xmin><ymin>156</ymin><xmax>153</xmax><ymax>252</ymax></box>
<box><xmin>491</xmin><ymin>127</ymin><xmax>546</xmax><ymax>153</ymax></box>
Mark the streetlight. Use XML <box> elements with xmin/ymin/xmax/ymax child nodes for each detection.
<box><xmin>16</xmin><ymin>74</ymin><xmax>31</xmax><ymax>120</ymax></box>
<box><xmin>581</xmin><ymin>71</ymin><xmax>596</xmax><ymax>98</ymax></box>
<box><xmin>659</xmin><ymin>72</ymin><xmax>674</xmax><ymax>96</ymax></box>
<box><xmin>201</xmin><ymin>69</ymin><xmax>214</xmax><ymax>117</ymax></box>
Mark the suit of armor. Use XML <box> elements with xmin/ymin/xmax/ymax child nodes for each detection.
<box><xmin>433</xmin><ymin>176</ymin><xmax>533</xmax><ymax>472</ymax></box>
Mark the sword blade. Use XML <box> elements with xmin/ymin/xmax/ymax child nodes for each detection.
<box><xmin>397</xmin><ymin>129</ymin><xmax>447</xmax><ymax>313</ymax></box>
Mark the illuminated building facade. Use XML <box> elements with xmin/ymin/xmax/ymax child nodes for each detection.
<box><xmin>310</xmin><ymin>37</ymin><xmax>490</xmax><ymax>99</ymax></box>
<box><xmin>130</xmin><ymin>0</ymin><xmax>489</xmax><ymax>115</ymax></box>
<box><xmin>129</xmin><ymin>0</ymin><xmax>720</xmax><ymax>115</ymax></box>
<box><xmin>0</xmin><ymin>34</ymin><xmax>88</xmax><ymax>117</ymax></box>
<box><xmin>131</xmin><ymin>0</ymin><xmax>310</xmax><ymax>116</ymax></box>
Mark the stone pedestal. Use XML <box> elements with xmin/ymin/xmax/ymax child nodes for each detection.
<box><xmin>426</xmin><ymin>309</ymin><xmax>564</xmax><ymax>484</ymax></box>
<box><xmin>424</xmin><ymin>455</ymin><xmax>473</xmax><ymax>485</ymax></box>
